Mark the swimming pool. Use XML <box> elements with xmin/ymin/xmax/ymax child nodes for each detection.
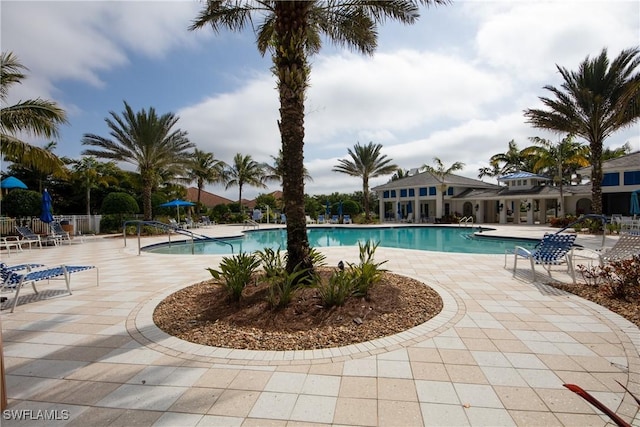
<box><xmin>143</xmin><ymin>226</ymin><xmax>538</xmax><ymax>255</ymax></box>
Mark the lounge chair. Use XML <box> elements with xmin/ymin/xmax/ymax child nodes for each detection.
<box><xmin>50</xmin><ymin>221</ymin><xmax>72</xmax><ymax>244</ymax></box>
<box><xmin>15</xmin><ymin>226</ymin><xmax>49</xmax><ymax>248</ymax></box>
<box><xmin>1</xmin><ymin>237</ymin><xmax>22</xmax><ymax>255</ymax></box>
<box><xmin>570</xmin><ymin>232</ymin><xmax>640</xmax><ymax>284</ymax></box>
<box><xmin>306</xmin><ymin>215</ymin><xmax>316</xmax><ymax>224</ymax></box>
<box><xmin>343</xmin><ymin>215</ymin><xmax>352</xmax><ymax>224</ymax></box>
<box><xmin>1</xmin><ymin>263</ymin><xmax>98</xmax><ymax>313</ymax></box>
<box><xmin>168</xmin><ymin>218</ymin><xmax>184</xmax><ymax>229</ymax></box>
<box><xmin>280</xmin><ymin>214</ymin><xmax>286</xmax><ymax>224</ymax></box>
<box><xmin>509</xmin><ymin>233</ymin><xmax>577</xmax><ymax>282</ymax></box>
<box><xmin>330</xmin><ymin>215</ymin><xmax>339</xmax><ymax>224</ymax></box>
<box><xmin>317</xmin><ymin>215</ymin><xmax>326</xmax><ymax>224</ymax></box>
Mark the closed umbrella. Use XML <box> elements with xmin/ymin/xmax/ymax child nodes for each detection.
<box><xmin>631</xmin><ymin>190</ymin><xmax>640</xmax><ymax>217</ymax></box>
<box><xmin>160</xmin><ymin>199</ymin><xmax>195</xmax><ymax>222</ymax></box>
<box><xmin>397</xmin><ymin>202</ymin><xmax>401</xmax><ymax>220</ymax></box>
<box><xmin>325</xmin><ymin>200</ymin><xmax>331</xmax><ymax>216</ymax></box>
<box><xmin>40</xmin><ymin>189</ymin><xmax>53</xmax><ymax>224</ymax></box>
<box><xmin>338</xmin><ymin>201</ymin><xmax>343</xmax><ymax>218</ymax></box>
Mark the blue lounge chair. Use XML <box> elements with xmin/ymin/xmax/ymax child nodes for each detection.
<box><xmin>330</xmin><ymin>215</ymin><xmax>339</xmax><ymax>224</ymax></box>
<box><xmin>1</xmin><ymin>263</ymin><xmax>98</xmax><ymax>313</ymax></box>
<box><xmin>15</xmin><ymin>226</ymin><xmax>49</xmax><ymax>248</ymax></box>
<box><xmin>511</xmin><ymin>233</ymin><xmax>576</xmax><ymax>281</ymax></box>
<box><xmin>317</xmin><ymin>215</ymin><xmax>325</xmax><ymax>224</ymax></box>
<box><xmin>343</xmin><ymin>215</ymin><xmax>352</xmax><ymax>224</ymax></box>
<box><xmin>50</xmin><ymin>221</ymin><xmax>72</xmax><ymax>244</ymax></box>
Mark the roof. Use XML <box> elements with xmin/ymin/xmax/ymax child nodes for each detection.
<box><xmin>185</xmin><ymin>187</ymin><xmax>233</xmax><ymax>207</ymax></box>
<box><xmin>454</xmin><ymin>184</ymin><xmax>592</xmax><ymax>200</ymax></box>
<box><xmin>372</xmin><ymin>171</ymin><xmax>500</xmax><ymax>192</ymax></box>
<box><xmin>498</xmin><ymin>171</ymin><xmax>550</xmax><ymax>181</ymax></box>
<box><xmin>577</xmin><ymin>151</ymin><xmax>640</xmax><ymax>175</ymax></box>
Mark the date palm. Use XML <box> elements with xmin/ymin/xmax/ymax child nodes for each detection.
<box><xmin>82</xmin><ymin>101</ymin><xmax>194</xmax><ymax>220</ymax></box>
<box><xmin>422</xmin><ymin>157</ymin><xmax>464</xmax><ymax>218</ymax></box>
<box><xmin>522</xmin><ymin>135</ymin><xmax>589</xmax><ymax>216</ymax></box>
<box><xmin>191</xmin><ymin>0</ymin><xmax>448</xmax><ymax>273</ymax></box>
<box><xmin>524</xmin><ymin>47</ymin><xmax>640</xmax><ymax>214</ymax></box>
<box><xmin>225</xmin><ymin>153</ymin><xmax>267</xmax><ymax>212</ymax></box>
<box><xmin>333</xmin><ymin>142</ymin><xmax>397</xmax><ymax>222</ymax></box>
<box><xmin>264</xmin><ymin>149</ymin><xmax>312</xmax><ymax>184</ymax></box>
<box><xmin>1</xmin><ymin>51</ymin><xmax>67</xmax><ymax>176</ymax></box>
<box><xmin>185</xmin><ymin>149</ymin><xmax>227</xmax><ymax>214</ymax></box>
<box><xmin>70</xmin><ymin>157</ymin><xmax>119</xmax><ymax>216</ymax></box>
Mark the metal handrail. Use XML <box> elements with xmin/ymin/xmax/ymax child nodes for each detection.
<box><xmin>458</xmin><ymin>216</ymin><xmax>474</xmax><ymax>227</ymax></box>
<box><xmin>554</xmin><ymin>214</ymin><xmax>609</xmax><ymax>248</ymax></box>
<box><xmin>122</xmin><ymin>220</ymin><xmax>234</xmax><ymax>255</ymax></box>
<box><xmin>243</xmin><ymin>219</ymin><xmax>259</xmax><ymax>229</ymax></box>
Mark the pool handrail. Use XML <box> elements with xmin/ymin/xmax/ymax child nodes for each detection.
<box><xmin>458</xmin><ymin>216</ymin><xmax>474</xmax><ymax>227</ymax></box>
<box><xmin>554</xmin><ymin>214</ymin><xmax>609</xmax><ymax>248</ymax></box>
<box><xmin>122</xmin><ymin>220</ymin><xmax>234</xmax><ymax>255</ymax></box>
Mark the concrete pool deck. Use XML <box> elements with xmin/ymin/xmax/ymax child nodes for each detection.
<box><xmin>1</xmin><ymin>224</ymin><xmax>638</xmax><ymax>426</ymax></box>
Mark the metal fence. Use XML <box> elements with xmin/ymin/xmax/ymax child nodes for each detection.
<box><xmin>0</xmin><ymin>215</ymin><xmax>102</xmax><ymax>237</ymax></box>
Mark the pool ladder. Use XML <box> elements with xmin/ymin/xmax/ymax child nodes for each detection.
<box><xmin>458</xmin><ymin>216</ymin><xmax>474</xmax><ymax>227</ymax></box>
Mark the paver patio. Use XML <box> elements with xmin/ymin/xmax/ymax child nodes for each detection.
<box><xmin>1</xmin><ymin>224</ymin><xmax>638</xmax><ymax>426</ymax></box>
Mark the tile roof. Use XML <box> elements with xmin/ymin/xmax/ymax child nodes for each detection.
<box><xmin>185</xmin><ymin>187</ymin><xmax>233</xmax><ymax>207</ymax></box>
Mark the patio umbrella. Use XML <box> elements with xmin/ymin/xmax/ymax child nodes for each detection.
<box><xmin>325</xmin><ymin>200</ymin><xmax>331</xmax><ymax>216</ymax></box>
<box><xmin>40</xmin><ymin>189</ymin><xmax>54</xmax><ymax>224</ymax></box>
<box><xmin>397</xmin><ymin>202</ymin><xmax>401</xmax><ymax>219</ymax></box>
<box><xmin>1</xmin><ymin>176</ymin><xmax>27</xmax><ymax>190</ymax></box>
<box><xmin>407</xmin><ymin>201</ymin><xmax>412</xmax><ymax>214</ymax></box>
<box><xmin>160</xmin><ymin>199</ymin><xmax>195</xmax><ymax>221</ymax></box>
<box><xmin>631</xmin><ymin>190</ymin><xmax>640</xmax><ymax>217</ymax></box>
<box><xmin>338</xmin><ymin>201</ymin><xmax>343</xmax><ymax>218</ymax></box>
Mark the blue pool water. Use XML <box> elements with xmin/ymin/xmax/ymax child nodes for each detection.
<box><xmin>143</xmin><ymin>226</ymin><xmax>538</xmax><ymax>255</ymax></box>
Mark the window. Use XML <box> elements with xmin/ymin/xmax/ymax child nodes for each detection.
<box><xmin>409</xmin><ymin>188</ymin><xmax>415</xmax><ymax>197</ymax></box>
<box><xmin>602</xmin><ymin>172</ymin><xmax>620</xmax><ymax>186</ymax></box>
<box><xmin>419</xmin><ymin>187</ymin><xmax>428</xmax><ymax>196</ymax></box>
<box><xmin>400</xmin><ymin>189</ymin><xmax>407</xmax><ymax>197</ymax></box>
<box><xmin>429</xmin><ymin>187</ymin><xmax>436</xmax><ymax>196</ymax></box>
<box><xmin>447</xmin><ymin>187</ymin><xmax>454</xmax><ymax>195</ymax></box>
<box><xmin>624</xmin><ymin>171</ymin><xmax>640</xmax><ymax>185</ymax></box>
<box><xmin>390</xmin><ymin>190</ymin><xmax>396</xmax><ymax>198</ymax></box>
<box><xmin>523</xmin><ymin>180</ymin><xmax>527</xmax><ymax>186</ymax></box>
<box><xmin>383</xmin><ymin>191</ymin><xmax>389</xmax><ymax>199</ymax></box>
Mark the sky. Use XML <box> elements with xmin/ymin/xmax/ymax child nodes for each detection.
<box><xmin>2</xmin><ymin>0</ymin><xmax>639</xmax><ymax>202</ymax></box>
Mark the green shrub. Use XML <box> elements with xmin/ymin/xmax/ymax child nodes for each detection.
<box><xmin>1</xmin><ymin>189</ymin><xmax>41</xmax><ymax>217</ymax></box>
<box><xmin>266</xmin><ymin>263</ymin><xmax>313</xmax><ymax>309</ymax></box>
<box><xmin>207</xmin><ymin>252</ymin><xmax>260</xmax><ymax>302</ymax></box>
<box><xmin>317</xmin><ymin>269</ymin><xmax>355</xmax><ymax>307</ymax></box>
<box><xmin>257</xmin><ymin>247</ymin><xmax>285</xmax><ymax>278</ymax></box>
<box><xmin>101</xmin><ymin>192</ymin><xmax>139</xmax><ymax>215</ymax></box>
<box><xmin>348</xmin><ymin>241</ymin><xmax>387</xmax><ymax>298</ymax></box>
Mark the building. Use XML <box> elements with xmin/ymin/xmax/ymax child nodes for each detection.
<box><xmin>185</xmin><ymin>187</ymin><xmax>233</xmax><ymax>208</ymax></box>
<box><xmin>372</xmin><ymin>151</ymin><xmax>640</xmax><ymax>224</ymax></box>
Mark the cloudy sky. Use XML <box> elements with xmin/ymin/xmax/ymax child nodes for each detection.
<box><xmin>2</xmin><ymin>0</ymin><xmax>639</xmax><ymax>201</ymax></box>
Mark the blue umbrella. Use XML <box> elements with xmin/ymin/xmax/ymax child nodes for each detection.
<box><xmin>160</xmin><ymin>199</ymin><xmax>195</xmax><ymax>221</ymax></box>
<box><xmin>407</xmin><ymin>201</ymin><xmax>412</xmax><ymax>214</ymax></box>
<box><xmin>1</xmin><ymin>176</ymin><xmax>27</xmax><ymax>189</ymax></box>
<box><xmin>397</xmin><ymin>202</ymin><xmax>401</xmax><ymax>220</ymax></box>
<box><xmin>325</xmin><ymin>200</ymin><xmax>331</xmax><ymax>216</ymax></box>
<box><xmin>338</xmin><ymin>201</ymin><xmax>343</xmax><ymax>218</ymax></box>
<box><xmin>630</xmin><ymin>190</ymin><xmax>640</xmax><ymax>216</ymax></box>
<box><xmin>40</xmin><ymin>189</ymin><xmax>53</xmax><ymax>224</ymax></box>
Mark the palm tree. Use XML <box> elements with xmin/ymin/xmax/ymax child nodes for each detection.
<box><xmin>263</xmin><ymin>149</ymin><xmax>312</xmax><ymax>184</ymax></box>
<box><xmin>70</xmin><ymin>157</ymin><xmax>119</xmax><ymax>215</ymax></box>
<box><xmin>82</xmin><ymin>101</ymin><xmax>194</xmax><ymax>220</ymax></box>
<box><xmin>1</xmin><ymin>51</ymin><xmax>67</xmax><ymax>176</ymax></box>
<box><xmin>225</xmin><ymin>153</ymin><xmax>267</xmax><ymax>212</ymax></box>
<box><xmin>333</xmin><ymin>142</ymin><xmax>397</xmax><ymax>222</ymax></box>
<box><xmin>422</xmin><ymin>157</ymin><xmax>465</xmax><ymax>218</ymax></box>
<box><xmin>191</xmin><ymin>0</ymin><xmax>448</xmax><ymax>273</ymax></box>
<box><xmin>478</xmin><ymin>140</ymin><xmax>534</xmax><ymax>179</ymax></box>
<box><xmin>602</xmin><ymin>142</ymin><xmax>632</xmax><ymax>161</ymax></box>
<box><xmin>524</xmin><ymin>47</ymin><xmax>640</xmax><ymax>214</ymax></box>
<box><xmin>521</xmin><ymin>136</ymin><xmax>590</xmax><ymax>216</ymax></box>
<box><xmin>185</xmin><ymin>149</ymin><xmax>227</xmax><ymax>214</ymax></box>
<box><xmin>390</xmin><ymin>168</ymin><xmax>410</xmax><ymax>181</ymax></box>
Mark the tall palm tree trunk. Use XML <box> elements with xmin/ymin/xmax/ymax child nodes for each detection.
<box><xmin>590</xmin><ymin>140</ymin><xmax>603</xmax><ymax>214</ymax></box>
<box><xmin>275</xmin><ymin>2</ymin><xmax>312</xmax><ymax>274</ymax></box>
<box><xmin>142</xmin><ymin>174</ymin><xmax>153</xmax><ymax>221</ymax></box>
<box><xmin>362</xmin><ymin>177</ymin><xmax>370</xmax><ymax>221</ymax></box>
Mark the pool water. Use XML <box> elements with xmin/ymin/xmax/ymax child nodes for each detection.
<box><xmin>143</xmin><ymin>226</ymin><xmax>538</xmax><ymax>255</ymax></box>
